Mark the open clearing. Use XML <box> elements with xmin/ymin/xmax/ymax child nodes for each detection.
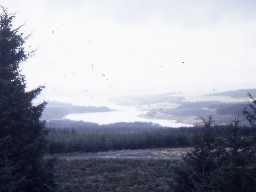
<box><xmin>54</xmin><ymin>147</ymin><xmax>191</xmax><ymax>161</ymax></box>
<box><xmin>55</xmin><ymin>159</ymin><xmax>176</xmax><ymax>192</ymax></box>
<box><xmin>54</xmin><ymin>148</ymin><xmax>190</xmax><ymax>192</ymax></box>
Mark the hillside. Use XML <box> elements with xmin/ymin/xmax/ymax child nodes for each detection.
<box><xmin>42</xmin><ymin>101</ymin><xmax>112</xmax><ymax>120</ymax></box>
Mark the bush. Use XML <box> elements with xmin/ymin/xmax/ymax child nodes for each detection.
<box><xmin>172</xmin><ymin>119</ymin><xmax>256</xmax><ymax>192</ymax></box>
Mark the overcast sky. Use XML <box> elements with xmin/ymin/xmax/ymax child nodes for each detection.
<box><xmin>1</xmin><ymin>0</ymin><xmax>256</xmax><ymax>105</ymax></box>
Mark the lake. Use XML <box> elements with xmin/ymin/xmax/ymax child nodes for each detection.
<box><xmin>65</xmin><ymin>105</ymin><xmax>191</xmax><ymax>127</ymax></box>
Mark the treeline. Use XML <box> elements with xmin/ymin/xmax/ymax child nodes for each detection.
<box><xmin>46</xmin><ymin>124</ymin><xmax>254</xmax><ymax>154</ymax></box>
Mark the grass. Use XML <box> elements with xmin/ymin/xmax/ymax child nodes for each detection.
<box><xmin>55</xmin><ymin>159</ymin><xmax>176</xmax><ymax>192</ymax></box>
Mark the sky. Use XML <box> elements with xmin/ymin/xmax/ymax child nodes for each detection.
<box><xmin>1</xmin><ymin>0</ymin><xmax>256</xmax><ymax>105</ymax></box>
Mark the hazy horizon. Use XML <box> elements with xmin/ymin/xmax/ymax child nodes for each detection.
<box><xmin>2</xmin><ymin>0</ymin><xmax>256</xmax><ymax>105</ymax></box>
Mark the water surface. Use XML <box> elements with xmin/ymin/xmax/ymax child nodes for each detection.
<box><xmin>65</xmin><ymin>106</ymin><xmax>191</xmax><ymax>127</ymax></box>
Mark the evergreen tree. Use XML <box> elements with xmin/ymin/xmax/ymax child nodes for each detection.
<box><xmin>172</xmin><ymin>118</ymin><xmax>223</xmax><ymax>192</ymax></box>
<box><xmin>172</xmin><ymin>118</ymin><xmax>256</xmax><ymax>192</ymax></box>
<box><xmin>0</xmin><ymin>9</ymin><xmax>55</xmax><ymax>192</ymax></box>
<box><xmin>244</xmin><ymin>93</ymin><xmax>256</xmax><ymax>127</ymax></box>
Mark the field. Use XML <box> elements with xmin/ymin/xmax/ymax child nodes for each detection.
<box><xmin>54</xmin><ymin>148</ymin><xmax>189</xmax><ymax>192</ymax></box>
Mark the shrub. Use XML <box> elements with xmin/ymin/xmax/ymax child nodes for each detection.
<box><xmin>172</xmin><ymin>119</ymin><xmax>256</xmax><ymax>192</ymax></box>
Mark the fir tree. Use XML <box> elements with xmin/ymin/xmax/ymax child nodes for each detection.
<box><xmin>172</xmin><ymin>118</ymin><xmax>256</xmax><ymax>192</ymax></box>
<box><xmin>0</xmin><ymin>9</ymin><xmax>55</xmax><ymax>192</ymax></box>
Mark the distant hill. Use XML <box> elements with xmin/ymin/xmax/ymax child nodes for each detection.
<box><xmin>46</xmin><ymin>120</ymin><xmax>99</xmax><ymax>129</ymax></box>
<box><xmin>114</xmin><ymin>92</ymin><xmax>184</xmax><ymax>106</ymax></box>
<box><xmin>46</xmin><ymin>119</ymin><xmax>161</xmax><ymax>130</ymax></box>
<box><xmin>144</xmin><ymin>101</ymin><xmax>249</xmax><ymax>125</ymax></box>
<box><xmin>42</xmin><ymin>101</ymin><xmax>112</xmax><ymax>120</ymax></box>
<box><xmin>208</xmin><ymin>89</ymin><xmax>256</xmax><ymax>98</ymax></box>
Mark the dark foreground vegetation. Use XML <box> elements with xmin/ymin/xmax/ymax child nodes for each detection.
<box><xmin>0</xmin><ymin>9</ymin><xmax>55</xmax><ymax>192</ymax></box>
<box><xmin>172</xmin><ymin>121</ymin><xmax>256</xmax><ymax>192</ymax></box>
